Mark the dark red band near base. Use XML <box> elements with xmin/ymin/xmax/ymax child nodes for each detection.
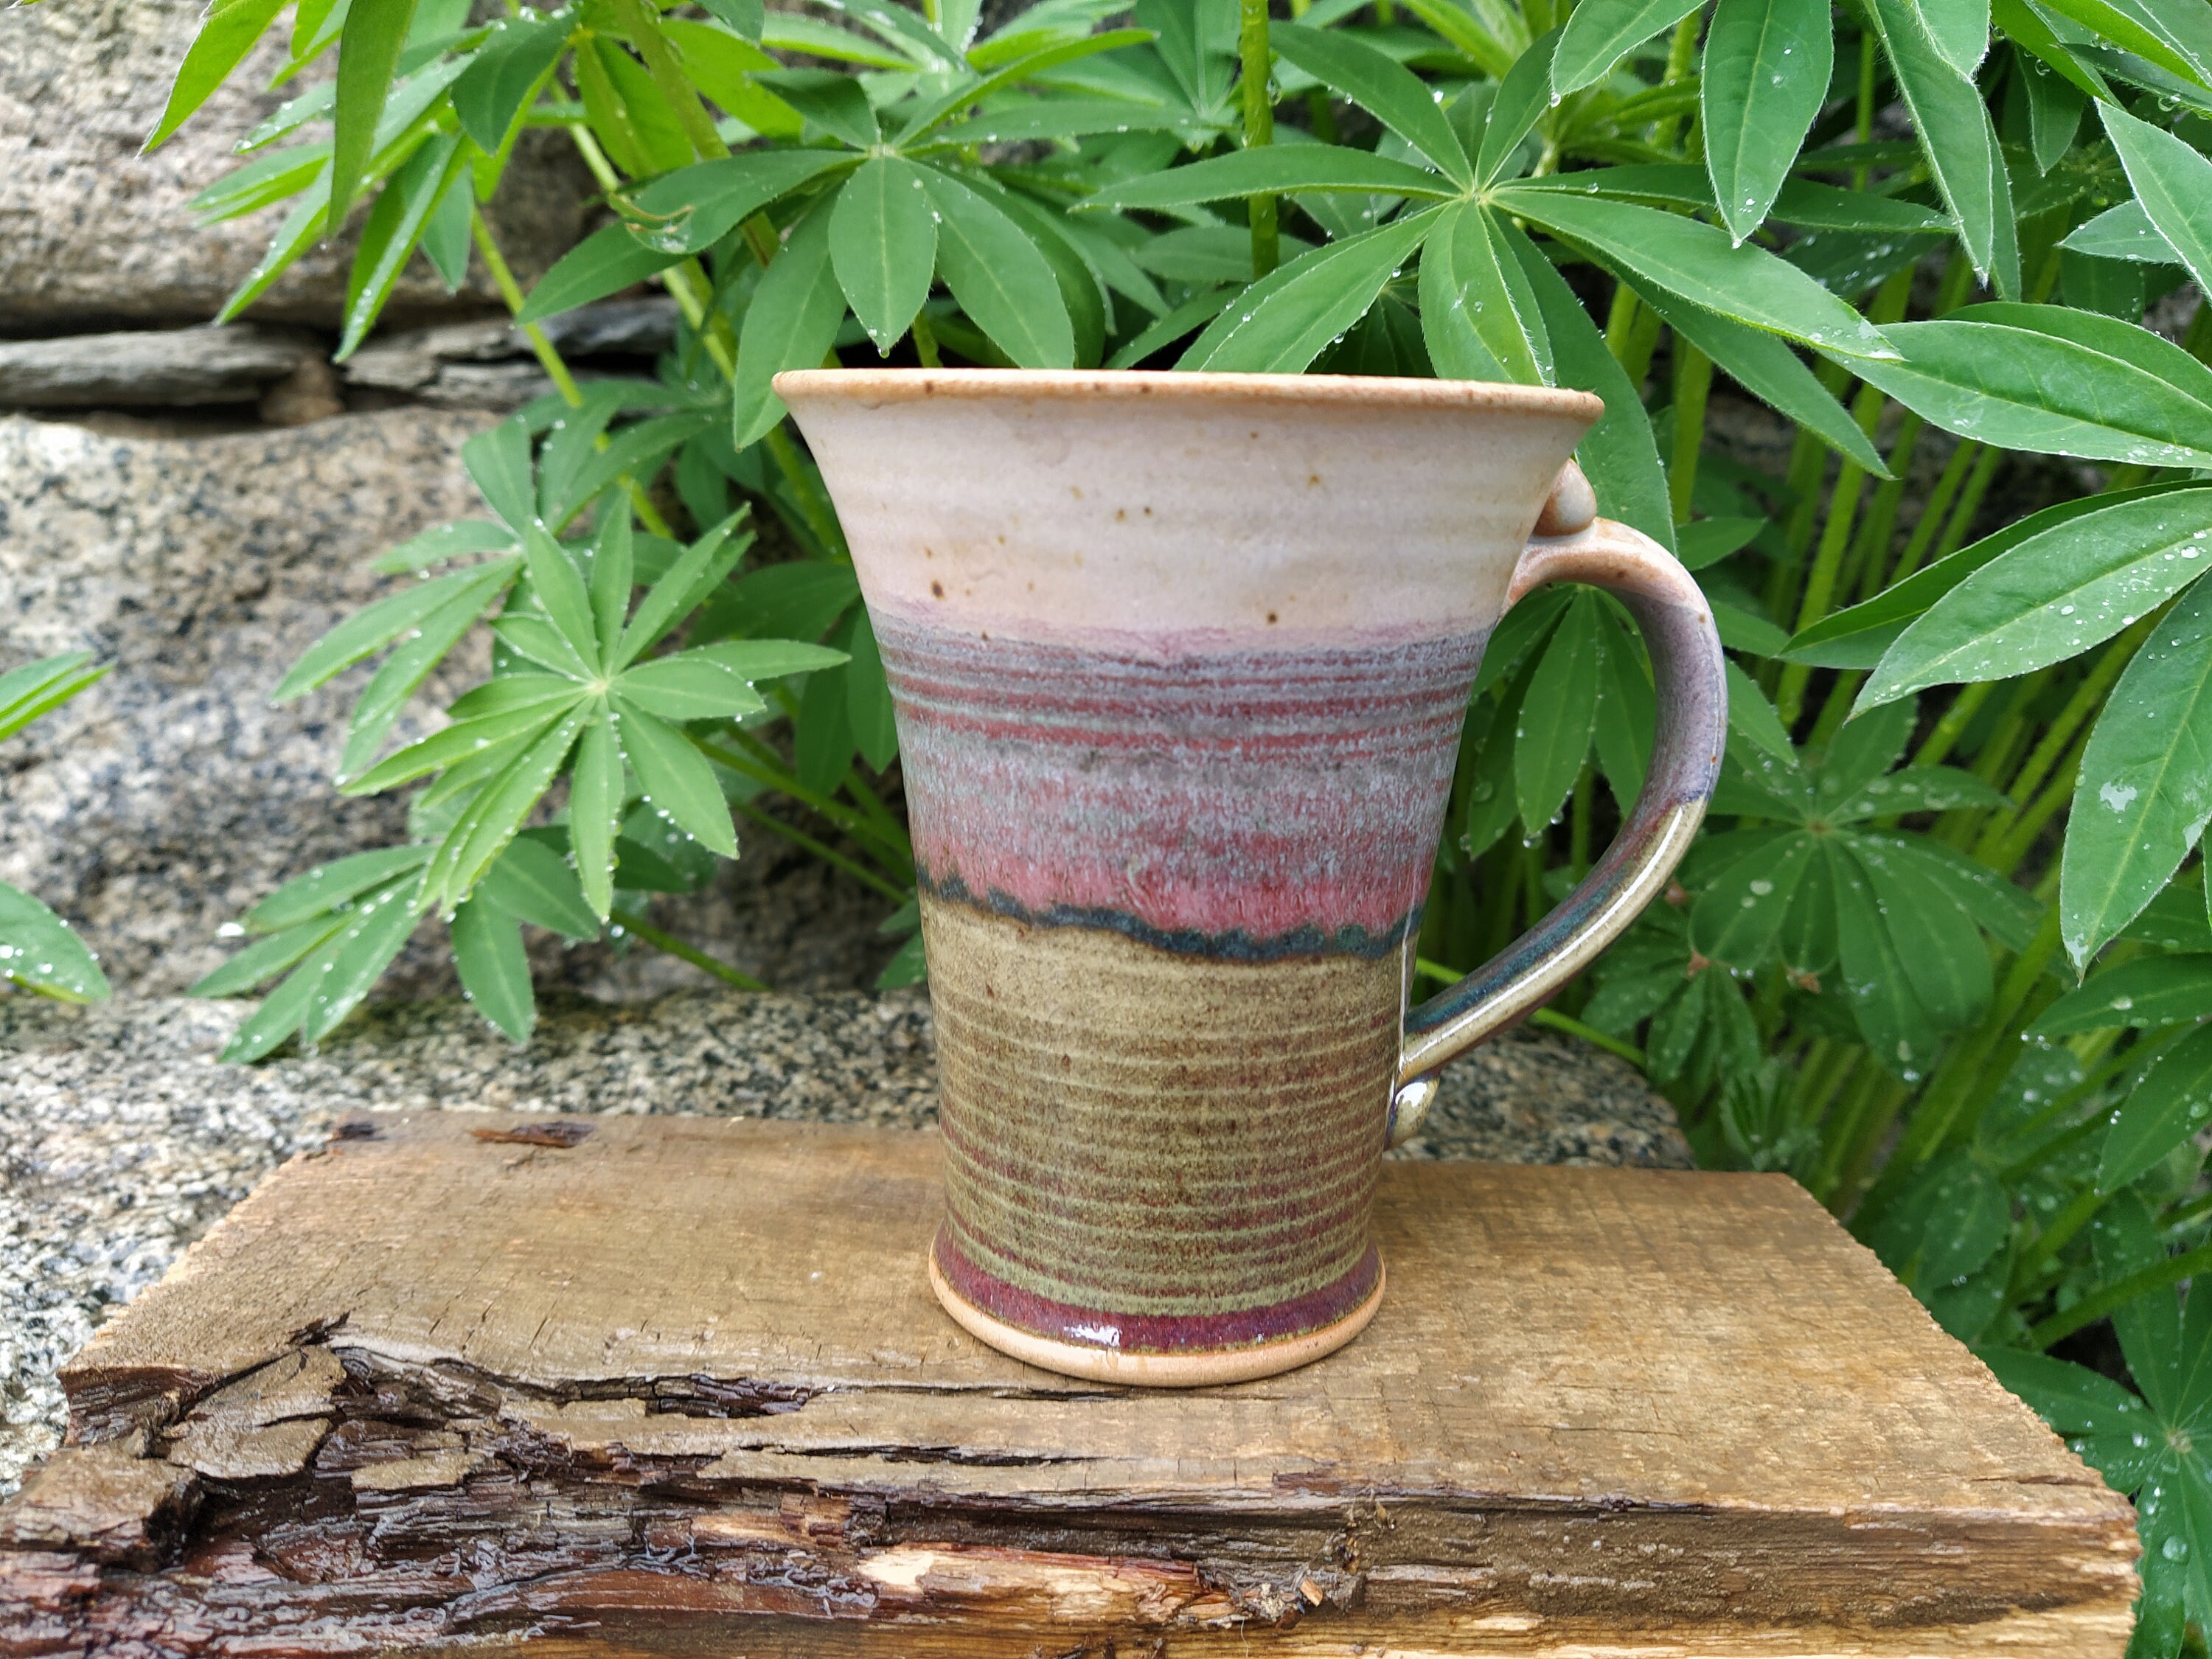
<box><xmin>931</xmin><ymin>1225</ymin><xmax>1384</xmax><ymax>1358</ymax></box>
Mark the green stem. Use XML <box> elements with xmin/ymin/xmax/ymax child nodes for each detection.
<box><xmin>2011</xmin><ymin>1183</ymin><xmax>2107</xmax><ymax>1295</ymax></box>
<box><xmin>1911</xmin><ymin>679</ymin><xmax>1992</xmax><ymax>769</ymax></box>
<box><xmin>470</xmin><ymin>206</ymin><xmax>585</xmax><ymax>406</ymax></box>
<box><xmin>611</xmin><ymin>908</ymin><xmax>769</xmax><ymax>992</ymax></box>
<box><xmin>1649</xmin><ymin>10</ymin><xmax>1704</xmax><ymax>150</ymax></box>
<box><xmin>1891</xmin><ymin>442</ymin><xmax>1978</xmax><ymax>582</ymax></box>
<box><xmin>911</xmin><ymin>312</ymin><xmax>942</xmax><ymax>368</ymax></box>
<box><xmin>728</xmin><ymin>796</ymin><xmax>913</xmax><ymax>905</ymax></box>
<box><xmin>1669</xmin><ymin>344</ymin><xmax>1713</xmax><ymax>526</ymax></box>
<box><xmin>2030</xmin><ymin>1242</ymin><xmax>2212</xmax><ymax>1349</ymax></box>
<box><xmin>696</xmin><ymin>733</ymin><xmax>913</xmax><ymax>872</ymax></box>
<box><xmin>1238</xmin><ymin>0</ymin><xmax>1279</xmax><ymax>278</ymax></box>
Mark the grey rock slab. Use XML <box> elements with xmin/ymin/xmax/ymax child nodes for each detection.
<box><xmin>0</xmin><ymin>327</ymin><xmax>319</xmax><ymax>408</ymax></box>
<box><xmin>0</xmin><ymin>990</ymin><xmax>1690</xmax><ymax>1492</ymax></box>
<box><xmin>0</xmin><ymin>0</ymin><xmax>594</xmax><ymax>332</ymax></box>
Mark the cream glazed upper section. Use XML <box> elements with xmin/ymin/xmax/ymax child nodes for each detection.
<box><xmin>774</xmin><ymin>369</ymin><xmax>1601</xmax><ymax>646</ymax></box>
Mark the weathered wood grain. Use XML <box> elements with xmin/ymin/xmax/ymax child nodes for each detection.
<box><xmin>1</xmin><ymin>1112</ymin><xmax>2138</xmax><ymax>1656</ymax></box>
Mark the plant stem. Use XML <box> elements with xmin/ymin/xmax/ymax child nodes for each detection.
<box><xmin>611</xmin><ymin>908</ymin><xmax>769</xmax><ymax>992</ymax></box>
<box><xmin>1912</xmin><ymin>679</ymin><xmax>1992</xmax><ymax>768</ymax></box>
<box><xmin>1238</xmin><ymin>0</ymin><xmax>1279</xmax><ymax>278</ymax></box>
<box><xmin>1669</xmin><ymin>344</ymin><xmax>1713</xmax><ymax>526</ymax></box>
<box><xmin>1891</xmin><ymin>441</ymin><xmax>1977</xmax><ymax>581</ymax></box>
<box><xmin>2030</xmin><ymin>1242</ymin><xmax>2212</xmax><ymax>1349</ymax></box>
<box><xmin>470</xmin><ymin>206</ymin><xmax>585</xmax><ymax>405</ymax></box>
<box><xmin>696</xmin><ymin>732</ymin><xmax>914</xmax><ymax>873</ymax></box>
<box><xmin>728</xmin><ymin>796</ymin><xmax>913</xmax><ymax>904</ymax></box>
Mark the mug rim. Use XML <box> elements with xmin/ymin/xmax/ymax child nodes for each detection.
<box><xmin>774</xmin><ymin>366</ymin><xmax>1603</xmax><ymax>421</ymax></box>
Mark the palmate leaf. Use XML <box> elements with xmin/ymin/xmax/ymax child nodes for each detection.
<box><xmin>0</xmin><ymin>881</ymin><xmax>111</xmax><ymax>1003</ymax></box>
<box><xmin>330</xmin><ymin>0</ymin><xmax>422</xmax><ymax>234</ymax></box>
<box><xmin>1514</xmin><ymin>591</ymin><xmax>1603</xmax><ymax>831</ymax></box>
<box><xmin>1417</xmin><ymin>201</ymin><xmax>1550</xmax><ymax>385</ymax></box>
<box><xmin>1864</xmin><ymin>0</ymin><xmax>2019</xmax><ymax>294</ymax></box>
<box><xmin>2064</xmin><ymin>575</ymin><xmax>2212</xmax><ymax>965</ymax></box>
<box><xmin>452</xmin><ymin>7</ymin><xmax>572</xmax><ymax>152</ymax></box>
<box><xmin>0</xmin><ymin>652</ymin><xmax>107</xmax><ymax>743</ymax></box>
<box><xmin>451</xmin><ymin>894</ymin><xmax>535</xmax><ymax>1041</ymax></box>
<box><xmin>274</xmin><ymin>558</ymin><xmax>521</xmax><ymax>704</ymax></box>
<box><xmin>1494</xmin><ymin>184</ymin><xmax>1898</xmax><ymax>360</ymax></box>
<box><xmin>924</xmin><ymin>168</ymin><xmax>1078</xmax><ymax>369</ymax></box>
<box><xmin>517</xmin><ymin>224</ymin><xmax>686</xmax><ymax>324</ymax></box>
<box><xmin>1788</xmin><ymin>484</ymin><xmax>2208</xmax><ymax>669</ymax></box>
<box><xmin>622</xmin><ymin>150</ymin><xmax>855</xmax><ymax>257</ymax></box>
<box><xmin>1180</xmin><ymin>209</ymin><xmax>1441</xmax><ymax>372</ymax></box>
<box><xmin>734</xmin><ymin>197</ymin><xmax>848</xmax><ymax>448</ymax></box>
<box><xmin>1551</xmin><ymin>0</ymin><xmax>1701</xmax><ymax>95</ymax></box>
<box><xmin>1479</xmin><ymin>27</ymin><xmax>1562</xmax><ymax>187</ymax></box>
<box><xmin>2032</xmin><ymin>954</ymin><xmax>2212</xmax><ymax>1035</ymax></box>
<box><xmin>1692</xmin><ymin>829</ymin><xmax>1818</xmax><ymax>968</ymax></box>
<box><xmin>340</xmin><ymin>132</ymin><xmax>465</xmax><ymax>357</ymax></box>
<box><xmin>1860</xmin><ymin>488</ymin><xmax>2212</xmax><ymax>709</ymax></box>
<box><xmin>1701</xmin><ymin>0</ymin><xmax>1833</xmax><ymax>243</ymax></box>
<box><xmin>2101</xmin><ymin>1024</ymin><xmax>2212</xmax><ymax>1194</ymax></box>
<box><xmin>1501</xmin><ymin>220</ymin><xmax>1675</xmax><ymax>549</ymax></box>
<box><xmin>2102</xmin><ymin>103</ymin><xmax>2212</xmax><ymax>299</ymax></box>
<box><xmin>145</xmin><ymin>0</ymin><xmax>290</xmax><ymax>153</ymax></box>
<box><xmin>1270</xmin><ymin>21</ymin><xmax>1475</xmax><ymax>185</ymax></box>
<box><xmin>611</xmin><ymin>695</ymin><xmax>738</xmax><ymax>858</ymax></box>
<box><xmin>831</xmin><ymin>156</ymin><xmax>939</xmax><ymax>354</ymax></box>
<box><xmin>1085</xmin><ymin>146</ymin><xmax>1456</xmax><ymax>211</ymax></box>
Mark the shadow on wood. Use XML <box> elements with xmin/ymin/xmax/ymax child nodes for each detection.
<box><xmin>0</xmin><ymin>1113</ymin><xmax>2137</xmax><ymax>1655</ymax></box>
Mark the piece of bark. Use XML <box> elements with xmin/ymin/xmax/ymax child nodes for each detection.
<box><xmin>0</xmin><ymin>1447</ymin><xmax>195</xmax><ymax>1570</ymax></box>
<box><xmin>0</xmin><ymin>1113</ymin><xmax>2139</xmax><ymax>1657</ymax></box>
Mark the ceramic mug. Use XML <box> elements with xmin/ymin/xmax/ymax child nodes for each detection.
<box><xmin>777</xmin><ymin>370</ymin><xmax>1727</xmax><ymax>1386</ymax></box>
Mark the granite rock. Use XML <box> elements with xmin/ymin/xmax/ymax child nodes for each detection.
<box><xmin>0</xmin><ymin>990</ymin><xmax>1691</xmax><ymax>1491</ymax></box>
<box><xmin>0</xmin><ymin>0</ymin><xmax>594</xmax><ymax>333</ymax></box>
<box><xmin>0</xmin><ymin>410</ymin><xmax>894</xmax><ymax>999</ymax></box>
<box><xmin>0</xmin><ymin>327</ymin><xmax>319</xmax><ymax>409</ymax></box>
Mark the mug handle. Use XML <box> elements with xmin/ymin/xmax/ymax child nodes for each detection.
<box><xmin>1387</xmin><ymin>463</ymin><xmax>1730</xmax><ymax>1147</ymax></box>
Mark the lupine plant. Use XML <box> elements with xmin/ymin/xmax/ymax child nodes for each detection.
<box><xmin>0</xmin><ymin>654</ymin><xmax>110</xmax><ymax>1002</ymax></box>
<box><xmin>158</xmin><ymin>0</ymin><xmax>2212</xmax><ymax>1640</ymax></box>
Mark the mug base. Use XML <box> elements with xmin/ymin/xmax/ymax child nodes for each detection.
<box><xmin>926</xmin><ymin>1244</ymin><xmax>1386</xmax><ymax>1387</ymax></box>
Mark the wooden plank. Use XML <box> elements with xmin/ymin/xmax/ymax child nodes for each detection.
<box><xmin>1</xmin><ymin>1112</ymin><xmax>2137</xmax><ymax>1657</ymax></box>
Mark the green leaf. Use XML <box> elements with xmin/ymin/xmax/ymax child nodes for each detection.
<box><xmin>490</xmin><ymin>614</ymin><xmax>594</xmax><ymax>680</ymax></box>
<box><xmin>1779</xmin><ymin>838</ymin><xmax>1840</xmax><ymax>974</ymax></box>
<box><xmin>344</xmin><ymin>700</ymin><xmax>576</xmax><ymax>795</ymax></box>
<box><xmin>274</xmin><ymin>558</ymin><xmax>519</xmax><ymax>703</ymax></box>
<box><xmin>1862</xmin><ymin>1147</ymin><xmax>2008</xmax><ymax>1282</ymax></box>
<box><xmin>452</xmin><ymin>7</ymin><xmax>570</xmax><ymax>153</ymax></box>
<box><xmin>894</xmin><ymin>27</ymin><xmax>1155</xmax><ymax>139</ymax></box>
<box><xmin>1820</xmin><ymin>694</ymin><xmax>1918</xmax><ymax>800</ymax></box>
<box><xmin>929</xmin><ymin>97</ymin><xmax>1192</xmax><ymax>145</ymax></box>
<box><xmin>1848</xmin><ymin>833</ymin><xmax>1994</xmax><ymax>1030</ymax></box>
<box><xmin>616</xmin><ymin>651</ymin><xmax>771</xmax><ymax>720</ymax></box>
<box><xmin>517</xmin><ymin>223</ymin><xmax>685</xmax><ymax>324</ymax></box>
<box><xmin>1832</xmin><ymin>841</ymin><xmax>1944</xmax><ymax>1074</ymax></box>
<box><xmin>2033</xmin><ymin>955</ymin><xmax>2212</xmax><ymax>1034</ymax></box>
<box><xmin>1180</xmin><ymin>209</ymin><xmax>1440</xmax><ymax>373</ymax></box>
<box><xmin>923</xmin><ymin>167</ymin><xmax>1076</xmax><ymax>369</ymax></box>
<box><xmin>1501</xmin><ymin>222</ymin><xmax>1674</xmax><ymax>550</ymax></box>
<box><xmin>1593</xmin><ymin>607</ymin><xmax>1655</xmax><ymax>801</ymax></box>
<box><xmin>478</xmin><ymin>834</ymin><xmax>599</xmax><ymax>941</ymax></box>
<box><xmin>1826</xmin><ymin>765</ymin><xmax>2010</xmax><ymax>821</ymax></box>
<box><xmin>340</xmin><ymin>568</ymin><xmax>522</xmax><ymax>780</ymax></box>
<box><xmin>795</xmin><ymin>633</ymin><xmax>855</xmax><ymax>795</ymax></box>
<box><xmin>421</xmin><ymin>171</ymin><xmax>470</xmax><ymax>291</ymax></box>
<box><xmin>146</xmin><ymin>0</ymin><xmax>290</xmax><ymax>153</ymax></box>
<box><xmin>1085</xmin><ymin>147</ymin><xmax>1455</xmax><ymax>212</ymax></box>
<box><xmin>2065</xmin><ymin>576</ymin><xmax>2212</xmax><ymax>964</ymax></box>
<box><xmin>2023</xmin><ymin>52</ymin><xmax>2088</xmax><ymax>173</ymax></box>
<box><xmin>2102</xmin><ymin>104</ymin><xmax>2212</xmax><ymax>299</ymax></box>
<box><xmin>188</xmin><ymin>912</ymin><xmax>349</xmax><ymax>998</ymax></box>
<box><xmin>463</xmin><ymin>416</ymin><xmax>537</xmax><ymax>534</ymax></box>
<box><xmin>1514</xmin><ymin>591</ymin><xmax>1602</xmax><ymax>832</ymax></box>
<box><xmin>1417</xmin><ymin>201</ymin><xmax>1548</xmax><ymax>384</ymax></box>
<box><xmin>339</xmin><ymin>132</ymin><xmax>465</xmax><ymax>357</ymax></box>
<box><xmin>0</xmin><ymin>881</ymin><xmax>111</xmax><ymax>1003</ymax></box>
<box><xmin>1860</xmin><ymin>490</ymin><xmax>2212</xmax><ymax>709</ymax></box>
<box><xmin>2061</xmin><ymin>200</ymin><xmax>2183</xmax><ymax>265</ymax></box>
<box><xmin>623</xmin><ymin>149</ymin><xmax>855</xmax><ymax>257</ymax></box>
<box><xmin>1849</xmin><ymin>310</ymin><xmax>2212</xmax><ymax>465</ymax></box>
<box><xmin>1921</xmin><ymin>0</ymin><xmax>1992</xmax><ymax>75</ymax></box>
<box><xmin>189</xmin><ymin>142</ymin><xmax>333</xmax><ymax>223</ymax></box>
<box><xmin>1863</xmin><ymin>0</ymin><xmax>2019</xmax><ymax>294</ymax></box>
<box><xmin>1478</xmin><ymin>27</ymin><xmax>1563</xmax><ymax>186</ymax></box>
<box><xmin>0</xmin><ymin>653</ymin><xmax>107</xmax><ymax>743</ymax></box>
<box><xmin>451</xmin><ymin>895</ymin><xmax>535</xmax><ymax>1040</ymax></box>
<box><xmin>1725</xmin><ymin>659</ymin><xmax>1795</xmax><ymax>759</ymax></box>
<box><xmin>695</xmin><ymin>563</ymin><xmax>859</xmax><ymax>645</ymax></box>
<box><xmin>218</xmin><ymin>178</ymin><xmax>333</xmax><ymax>324</ymax></box>
<box><xmin>1787</xmin><ymin>484</ymin><xmax>2206</xmax><ymax>668</ymax></box>
<box><xmin>845</xmin><ymin>609</ymin><xmax>899</xmax><ymax>772</ymax></box>
<box><xmin>1552</xmin><ymin>0</ymin><xmax>1701</xmax><ymax>94</ymax></box>
<box><xmin>246</xmin><ymin>844</ymin><xmax>434</xmax><ymax>932</ymax></box>
<box><xmin>589</xmin><ymin>511</ymin><xmax>635</xmax><ymax>670</ymax></box>
<box><xmin>1676</xmin><ymin>517</ymin><xmax>1764</xmax><ymax>570</ymax></box>
<box><xmin>1637</xmin><ymin>287</ymin><xmax>1891</xmax><ymax>476</ymax></box>
<box><xmin>541</xmin><ymin>412</ymin><xmax>713</xmax><ymax>530</ymax></box>
<box><xmin>2101</xmin><ymin>1023</ymin><xmax>2212</xmax><ymax>1191</ymax></box>
<box><xmin>964</xmin><ymin>181</ymin><xmax>1108</xmax><ymax>368</ymax></box>
<box><xmin>330</xmin><ymin>0</ymin><xmax>422</xmax><ymax>236</ymax></box>
<box><xmin>299</xmin><ymin>873</ymin><xmax>422</xmax><ymax>1041</ymax></box>
<box><xmin>753</xmin><ymin>66</ymin><xmax>880</xmax><ymax>147</ymax></box>
<box><xmin>1496</xmin><ymin>185</ymin><xmax>1899</xmax><ymax>360</ymax></box>
<box><xmin>611</xmin><ymin>697</ymin><xmax>738</xmax><ymax>858</ymax></box>
<box><xmin>616</xmin><ymin>513</ymin><xmax>751</xmax><ymax>669</ymax></box>
<box><xmin>1702</xmin><ymin>0</ymin><xmax>1833</xmax><ymax>243</ymax></box>
<box><xmin>568</xmin><ymin>713</ymin><xmax>622</xmax><ymax>922</ymax></box>
<box><xmin>732</xmin><ymin>207</ymin><xmax>849</xmax><ymax>448</ymax></box>
<box><xmin>219</xmin><ymin>934</ymin><xmax>339</xmax><ymax>1063</ymax></box>
<box><xmin>1693</xmin><ymin>829</ymin><xmax>1816</xmax><ymax>967</ymax></box>
<box><xmin>1270</xmin><ymin>21</ymin><xmax>1475</xmax><ymax>185</ymax></box>
<box><xmin>429</xmin><ymin>705</ymin><xmax>594</xmax><ymax>908</ymax></box>
<box><xmin>520</xmin><ymin>529</ymin><xmax>601</xmax><ymax>669</ymax></box>
<box><xmin>831</xmin><ymin>156</ymin><xmax>939</xmax><ymax>355</ymax></box>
